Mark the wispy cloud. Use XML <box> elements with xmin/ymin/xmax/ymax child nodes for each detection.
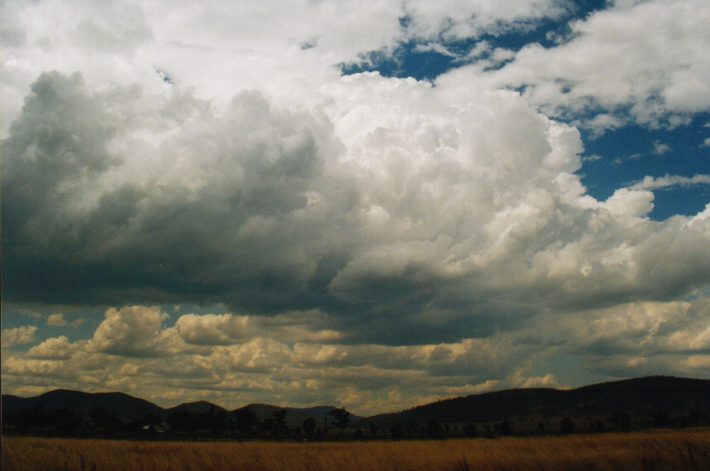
<box><xmin>630</xmin><ymin>174</ymin><xmax>710</xmax><ymax>191</ymax></box>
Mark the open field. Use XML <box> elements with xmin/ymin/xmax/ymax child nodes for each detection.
<box><xmin>3</xmin><ymin>429</ymin><xmax>710</xmax><ymax>471</ymax></box>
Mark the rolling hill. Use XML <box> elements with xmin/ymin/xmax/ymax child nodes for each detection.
<box><xmin>2</xmin><ymin>376</ymin><xmax>708</xmax><ymax>436</ymax></box>
<box><xmin>363</xmin><ymin>376</ymin><xmax>710</xmax><ymax>431</ymax></box>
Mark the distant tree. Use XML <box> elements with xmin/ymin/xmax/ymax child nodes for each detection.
<box><xmin>537</xmin><ymin>422</ymin><xmax>545</xmax><ymax>434</ymax></box>
<box><xmin>143</xmin><ymin>412</ymin><xmax>162</xmax><ymax>427</ymax></box>
<box><xmin>654</xmin><ymin>410</ymin><xmax>669</xmax><ymax>428</ymax></box>
<box><xmin>42</xmin><ymin>408</ymin><xmax>81</xmax><ymax>433</ymax></box>
<box><xmin>167</xmin><ymin>410</ymin><xmax>194</xmax><ymax>432</ymax></box>
<box><xmin>560</xmin><ymin>417</ymin><xmax>574</xmax><ymax>435</ymax></box>
<box><xmin>390</xmin><ymin>421</ymin><xmax>404</xmax><ymax>439</ymax></box>
<box><xmin>302</xmin><ymin>417</ymin><xmax>316</xmax><ymax>437</ymax></box>
<box><xmin>90</xmin><ymin>407</ymin><xmax>120</xmax><ymax>433</ymax></box>
<box><xmin>260</xmin><ymin>418</ymin><xmax>274</xmax><ymax>435</ymax></box>
<box><xmin>426</xmin><ymin>419</ymin><xmax>442</xmax><ymax>439</ymax></box>
<box><xmin>687</xmin><ymin>409</ymin><xmax>702</xmax><ymax>427</ymax></box>
<box><xmin>271</xmin><ymin>409</ymin><xmax>289</xmax><ymax>436</ymax></box>
<box><xmin>329</xmin><ymin>408</ymin><xmax>350</xmax><ymax>431</ymax></box>
<box><xmin>592</xmin><ymin>419</ymin><xmax>606</xmax><ymax>433</ymax></box>
<box><xmin>8</xmin><ymin>406</ymin><xmax>44</xmax><ymax>433</ymax></box>
<box><xmin>464</xmin><ymin>422</ymin><xmax>477</xmax><ymax>437</ymax></box>
<box><xmin>499</xmin><ymin>421</ymin><xmax>514</xmax><ymax>436</ymax></box>
<box><xmin>611</xmin><ymin>412</ymin><xmax>631</xmax><ymax>431</ymax></box>
<box><xmin>483</xmin><ymin>424</ymin><xmax>494</xmax><ymax>438</ymax></box>
<box><xmin>369</xmin><ymin>422</ymin><xmax>380</xmax><ymax>436</ymax></box>
<box><xmin>235</xmin><ymin>408</ymin><xmax>257</xmax><ymax>436</ymax></box>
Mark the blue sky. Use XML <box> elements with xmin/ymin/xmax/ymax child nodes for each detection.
<box><xmin>1</xmin><ymin>0</ymin><xmax>709</xmax><ymax>415</ymax></box>
<box><xmin>342</xmin><ymin>3</ymin><xmax>709</xmax><ymax>221</ymax></box>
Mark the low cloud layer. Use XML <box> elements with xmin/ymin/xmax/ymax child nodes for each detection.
<box><xmin>2</xmin><ymin>297</ymin><xmax>709</xmax><ymax>415</ymax></box>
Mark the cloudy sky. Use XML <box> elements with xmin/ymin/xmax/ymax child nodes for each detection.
<box><xmin>1</xmin><ymin>0</ymin><xmax>709</xmax><ymax>415</ymax></box>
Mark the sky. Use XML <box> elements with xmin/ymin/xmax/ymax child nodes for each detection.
<box><xmin>1</xmin><ymin>0</ymin><xmax>709</xmax><ymax>416</ymax></box>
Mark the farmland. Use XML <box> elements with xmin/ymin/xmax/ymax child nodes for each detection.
<box><xmin>3</xmin><ymin>429</ymin><xmax>710</xmax><ymax>471</ymax></box>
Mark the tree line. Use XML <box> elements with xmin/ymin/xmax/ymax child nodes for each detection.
<box><xmin>2</xmin><ymin>406</ymin><xmax>705</xmax><ymax>440</ymax></box>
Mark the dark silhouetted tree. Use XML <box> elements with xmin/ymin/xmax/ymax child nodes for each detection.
<box><xmin>592</xmin><ymin>419</ymin><xmax>606</xmax><ymax>433</ymax></box>
<box><xmin>235</xmin><ymin>408</ymin><xmax>257</xmax><ymax>436</ymax></box>
<box><xmin>426</xmin><ymin>419</ymin><xmax>442</xmax><ymax>439</ymax></box>
<box><xmin>271</xmin><ymin>409</ymin><xmax>289</xmax><ymax>436</ymax></box>
<box><xmin>329</xmin><ymin>408</ymin><xmax>350</xmax><ymax>431</ymax></box>
<box><xmin>90</xmin><ymin>407</ymin><xmax>120</xmax><ymax>433</ymax></box>
<box><xmin>499</xmin><ymin>420</ymin><xmax>513</xmax><ymax>436</ymax></box>
<box><xmin>560</xmin><ymin>417</ymin><xmax>574</xmax><ymax>435</ymax></box>
<box><xmin>390</xmin><ymin>421</ymin><xmax>403</xmax><ymax>439</ymax></box>
<box><xmin>302</xmin><ymin>417</ymin><xmax>316</xmax><ymax>437</ymax></box>
<box><xmin>369</xmin><ymin>422</ymin><xmax>379</xmax><ymax>436</ymax></box>
<box><xmin>654</xmin><ymin>410</ymin><xmax>669</xmax><ymax>428</ymax></box>
<box><xmin>611</xmin><ymin>411</ymin><xmax>631</xmax><ymax>431</ymax></box>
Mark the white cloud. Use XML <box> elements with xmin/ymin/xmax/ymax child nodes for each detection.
<box><xmin>1</xmin><ymin>0</ymin><xmax>710</xmax><ymax>413</ymax></box>
<box><xmin>175</xmin><ymin>314</ymin><xmax>250</xmax><ymax>346</ymax></box>
<box><xmin>89</xmin><ymin>306</ymin><xmax>171</xmax><ymax>356</ymax></box>
<box><xmin>652</xmin><ymin>141</ymin><xmax>671</xmax><ymax>156</ymax></box>
<box><xmin>46</xmin><ymin>313</ymin><xmax>67</xmax><ymax>326</ymax></box>
<box><xmin>0</xmin><ymin>306</ymin><xmax>539</xmax><ymax>414</ymax></box>
<box><xmin>27</xmin><ymin>336</ymin><xmax>78</xmax><ymax>359</ymax></box>
<box><xmin>0</xmin><ymin>0</ymin><xmax>565</xmax><ymax>136</ymax></box>
<box><xmin>413</xmin><ymin>43</ymin><xmax>458</xmax><ymax>57</ymax></box>
<box><xmin>534</xmin><ymin>297</ymin><xmax>710</xmax><ymax>362</ymax></box>
<box><xmin>440</xmin><ymin>0</ymin><xmax>710</xmax><ymax>127</ymax></box>
<box><xmin>3</xmin><ymin>298</ymin><xmax>709</xmax><ymax>414</ymax></box>
<box><xmin>520</xmin><ymin>373</ymin><xmax>560</xmax><ymax>389</ymax></box>
<box><xmin>1</xmin><ymin>326</ymin><xmax>38</xmax><ymax>348</ymax></box>
<box><xmin>630</xmin><ymin>174</ymin><xmax>710</xmax><ymax>191</ymax></box>
<box><xmin>3</xmin><ymin>69</ymin><xmax>710</xmax><ymax>345</ymax></box>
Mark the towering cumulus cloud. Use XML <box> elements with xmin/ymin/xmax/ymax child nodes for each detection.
<box><xmin>2</xmin><ymin>0</ymin><xmax>709</xmax><ymax>413</ymax></box>
<box><xmin>4</xmin><ymin>71</ymin><xmax>708</xmax><ymax>340</ymax></box>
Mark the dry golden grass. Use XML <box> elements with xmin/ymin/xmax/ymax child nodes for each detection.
<box><xmin>3</xmin><ymin>429</ymin><xmax>710</xmax><ymax>471</ymax></box>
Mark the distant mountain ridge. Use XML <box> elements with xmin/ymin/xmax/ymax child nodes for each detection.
<box><xmin>2</xmin><ymin>389</ymin><xmax>164</xmax><ymax>422</ymax></box>
<box><xmin>1</xmin><ymin>389</ymin><xmax>361</xmax><ymax>429</ymax></box>
<box><xmin>3</xmin><ymin>376</ymin><xmax>709</xmax><ymax>435</ymax></box>
<box><xmin>364</xmin><ymin>376</ymin><xmax>710</xmax><ymax>430</ymax></box>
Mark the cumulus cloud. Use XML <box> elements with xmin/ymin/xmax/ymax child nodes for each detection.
<box><xmin>1</xmin><ymin>0</ymin><xmax>709</xmax><ymax>412</ymax></box>
<box><xmin>0</xmin><ymin>306</ymin><xmax>543</xmax><ymax>414</ymax></box>
<box><xmin>3</xmin><ymin>297</ymin><xmax>709</xmax><ymax>414</ymax></box>
<box><xmin>525</xmin><ymin>297</ymin><xmax>710</xmax><ymax>376</ymax></box>
<box><xmin>1</xmin><ymin>326</ymin><xmax>38</xmax><ymax>348</ymax></box>
<box><xmin>46</xmin><ymin>313</ymin><xmax>67</xmax><ymax>326</ymax></box>
<box><xmin>0</xmin><ymin>0</ymin><xmax>564</xmax><ymax>135</ymax></box>
<box><xmin>440</xmin><ymin>0</ymin><xmax>710</xmax><ymax>128</ymax></box>
<box><xmin>89</xmin><ymin>306</ymin><xmax>171</xmax><ymax>356</ymax></box>
<box><xmin>27</xmin><ymin>336</ymin><xmax>78</xmax><ymax>359</ymax></box>
<box><xmin>2</xmin><ymin>69</ymin><xmax>710</xmax><ymax>345</ymax></box>
<box><xmin>175</xmin><ymin>314</ymin><xmax>249</xmax><ymax>346</ymax></box>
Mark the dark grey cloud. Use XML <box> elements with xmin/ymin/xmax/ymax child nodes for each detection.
<box><xmin>2</xmin><ymin>72</ymin><xmax>357</xmax><ymax>314</ymax></box>
<box><xmin>3</xmin><ymin>71</ymin><xmax>710</xmax><ymax>347</ymax></box>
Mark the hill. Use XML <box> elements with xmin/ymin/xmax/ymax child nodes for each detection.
<box><xmin>1</xmin><ymin>389</ymin><xmax>164</xmax><ymax>422</ymax></box>
<box><xmin>167</xmin><ymin>401</ymin><xmax>226</xmax><ymax>415</ymax></box>
<box><xmin>364</xmin><ymin>376</ymin><xmax>710</xmax><ymax>433</ymax></box>
<box><xmin>2</xmin><ymin>376</ymin><xmax>708</xmax><ymax>437</ymax></box>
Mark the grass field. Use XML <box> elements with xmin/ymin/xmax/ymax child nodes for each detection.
<box><xmin>3</xmin><ymin>429</ymin><xmax>710</xmax><ymax>471</ymax></box>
